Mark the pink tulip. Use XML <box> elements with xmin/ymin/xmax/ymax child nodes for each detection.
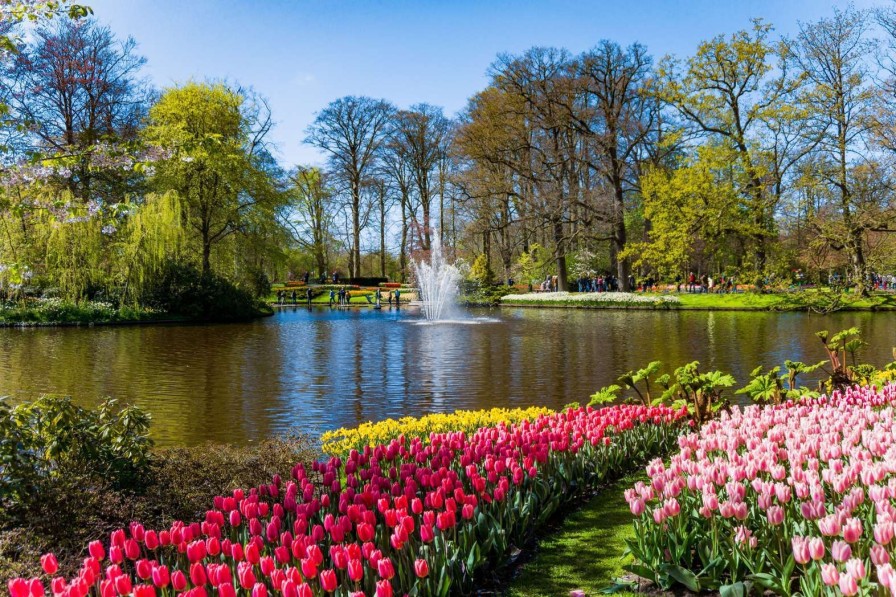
<box><xmin>821</xmin><ymin>563</ymin><xmax>839</xmax><ymax>586</ymax></box>
<box><xmin>792</xmin><ymin>536</ymin><xmax>811</xmax><ymax>565</ymax></box>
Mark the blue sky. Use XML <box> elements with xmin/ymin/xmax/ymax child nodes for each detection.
<box><xmin>86</xmin><ymin>0</ymin><xmax>875</xmax><ymax>166</ymax></box>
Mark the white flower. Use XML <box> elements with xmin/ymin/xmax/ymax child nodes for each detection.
<box><xmin>501</xmin><ymin>291</ymin><xmax>680</xmax><ymax>306</ymax></box>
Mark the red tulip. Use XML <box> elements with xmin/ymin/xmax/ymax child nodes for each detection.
<box><xmin>88</xmin><ymin>541</ymin><xmax>105</xmax><ymax>560</ymax></box>
<box><xmin>171</xmin><ymin>571</ymin><xmax>187</xmax><ymax>592</ymax></box>
<box><xmin>296</xmin><ymin>583</ymin><xmax>313</xmax><ymax>597</ymax></box>
<box><xmin>251</xmin><ymin>583</ymin><xmax>267</xmax><ymax>597</ymax></box>
<box><xmin>319</xmin><ymin>569</ymin><xmax>337</xmax><ymax>593</ymax></box>
<box><xmin>41</xmin><ymin>554</ymin><xmax>59</xmax><ymax>575</ymax></box>
<box><xmin>28</xmin><ymin>579</ymin><xmax>45</xmax><ymax>597</ymax></box>
<box><xmin>414</xmin><ymin>559</ymin><xmax>429</xmax><ymax>578</ymax></box>
<box><xmin>377</xmin><ymin>558</ymin><xmax>395</xmax><ymax>580</ymax></box>
<box><xmin>133</xmin><ymin>585</ymin><xmax>155</xmax><ymax>597</ymax></box>
<box><xmin>98</xmin><ymin>580</ymin><xmax>114</xmax><ymax>597</ymax></box>
<box><xmin>151</xmin><ymin>565</ymin><xmax>169</xmax><ymax>588</ymax></box>
<box><xmin>189</xmin><ymin>562</ymin><xmax>207</xmax><ymax>587</ymax></box>
<box><xmin>300</xmin><ymin>558</ymin><xmax>317</xmax><ymax>579</ymax></box>
<box><xmin>51</xmin><ymin>576</ymin><xmax>66</xmax><ymax>594</ymax></box>
<box><xmin>375</xmin><ymin>579</ymin><xmax>393</xmax><ymax>597</ymax></box>
<box><xmin>124</xmin><ymin>540</ymin><xmax>140</xmax><ymax>560</ymax></box>
<box><xmin>347</xmin><ymin>559</ymin><xmax>364</xmax><ymax>582</ymax></box>
<box><xmin>114</xmin><ymin>574</ymin><xmax>132</xmax><ymax>596</ymax></box>
<box><xmin>109</xmin><ymin>546</ymin><xmax>124</xmax><ymax>564</ymax></box>
<box><xmin>237</xmin><ymin>563</ymin><xmax>256</xmax><ymax>589</ymax></box>
<box><xmin>8</xmin><ymin>579</ymin><xmax>28</xmax><ymax>597</ymax></box>
<box><xmin>246</xmin><ymin>543</ymin><xmax>260</xmax><ymax>565</ymax></box>
<box><xmin>135</xmin><ymin>559</ymin><xmax>152</xmax><ymax>580</ymax></box>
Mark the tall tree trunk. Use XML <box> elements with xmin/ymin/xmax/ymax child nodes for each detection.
<box><xmin>611</xmin><ymin>179</ymin><xmax>630</xmax><ymax>290</ymax></box>
<box><xmin>379</xmin><ymin>194</ymin><xmax>387</xmax><ymax>278</ymax></box>
<box><xmin>352</xmin><ymin>179</ymin><xmax>361</xmax><ymax>280</ymax></box>
<box><xmin>400</xmin><ymin>192</ymin><xmax>409</xmax><ymax>283</ymax></box>
<box><xmin>553</xmin><ymin>218</ymin><xmax>568</xmax><ymax>291</ymax></box>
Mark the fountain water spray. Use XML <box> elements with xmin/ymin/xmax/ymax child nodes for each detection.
<box><xmin>411</xmin><ymin>235</ymin><xmax>462</xmax><ymax>321</ymax></box>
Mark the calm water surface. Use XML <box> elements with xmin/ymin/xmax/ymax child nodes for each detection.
<box><xmin>1</xmin><ymin>306</ymin><xmax>894</xmax><ymax>446</ymax></box>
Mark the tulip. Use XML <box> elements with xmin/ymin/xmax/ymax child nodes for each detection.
<box><xmin>300</xmin><ymin>558</ymin><xmax>317</xmax><ymax>579</ymax></box>
<box><xmin>170</xmin><ymin>571</ymin><xmax>187</xmax><ymax>592</ymax></box>
<box><xmin>319</xmin><ymin>570</ymin><xmax>337</xmax><ymax>593</ymax></box>
<box><xmin>218</xmin><ymin>583</ymin><xmax>236</xmax><ymax>597</ymax></box>
<box><xmin>88</xmin><ymin>541</ymin><xmax>105</xmax><ymax>560</ymax></box>
<box><xmin>237</xmin><ymin>563</ymin><xmax>256</xmax><ymax>589</ymax></box>
<box><xmin>8</xmin><ymin>579</ymin><xmax>28</xmax><ymax>597</ymax></box>
<box><xmin>347</xmin><ymin>559</ymin><xmax>364</xmax><ymax>582</ymax></box>
<box><xmin>821</xmin><ymin>563</ymin><xmax>839</xmax><ymax>586</ymax></box>
<box><xmin>41</xmin><ymin>554</ymin><xmax>58</xmax><ymax>576</ymax></box>
<box><xmin>414</xmin><ymin>559</ymin><xmax>429</xmax><ymax>578</ymax></box>
<box><xmin>791</xmin><ymin>537</ymin><xmax>810</xmax><ymax>565</ymax></box>
<box><xmin>375</xmin><ymin>580</ymin><xmax>393</xmax><ymax>597</ymax></box>
<box><xmin>377</xmin><ymin>557</ymin><xmax>395</xmax><ymax>580</ymax></box>
<box><xmin>252</xmin><ymin>584</ymin><xmax>267</xmax><ymax>597</ymax></box>
<box><xmin>832</xmin><ymin>540</ymin><xmax>852</xmax><ymax>563</ymax></box>
<box><xmin>843</xmin><ymin>518</ymin><xmax>863</xmax><ymax>544</ymax></box>
<box><xmin>151</xmin><ymin>566</ymin><xmax>169</xmax><ymax>589</ymax></box>
<box><xmin>838</xmin><ymin>573</ymin><xmax>859</xmax><ymax>596</ymax></box>
<box><xmin>114</xmin><ymin>574</ymin><xmax>132</xmax><ymax>596</ymax></box>
<box><xmin>808</xmin><ymin>537</ymin><xmax>825</xmax><ymax>561</ymax></box>
<box><xmin>189</xmin><ymin>562</ymin><xmax>207</xmax><ymax>587</ymax></box>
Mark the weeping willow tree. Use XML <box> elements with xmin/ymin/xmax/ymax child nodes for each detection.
<box><xmin>116</xmin><ymin>192</ymin><xmax>184</xmax><ymax>304</ymax></box>
<box><xmin>45</xmin><ymin>205</ymin><xmax>105</xmax><ymax>301</ymax></box>
<box><xmin>0</xmin><ymin>184</ymin><xmax>185</xmax><ymax>303</ymax></box>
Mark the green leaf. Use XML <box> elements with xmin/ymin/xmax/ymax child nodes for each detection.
<box><xmin>720</xmin><ymin>582</ymin><xmax>749</xmax><ymax>597</ymax></box>
<box><xmin>662</xmin><ymin>564</ymin><xmax>700</xmax><ymax>592</ymax></box>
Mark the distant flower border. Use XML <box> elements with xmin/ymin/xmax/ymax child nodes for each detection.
<box><xmin>500</xmin><ymin>291</ymin><xmax>680</xmax><ymax>307</ymax></box>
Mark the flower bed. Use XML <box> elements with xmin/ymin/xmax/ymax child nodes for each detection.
<box><xmin>500</xmin><ymin>291</ymin><xmax>680</xmax><ymax>308</ymax></box>
<box><xmin>10</xmin><ymin>404</ymin><xmax>688</xmax><ymax>597</ymax></box>
<box><xmin>625</xmin><ymin>384</ymin><xmax>896</xmax><ymax>595</ymax></box>
<box><xmin>320</xmin><ymin>407</ymin><xmax>554</xmax><ymax>457</ymax></box>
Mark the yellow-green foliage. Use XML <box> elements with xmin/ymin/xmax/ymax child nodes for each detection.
<box><xmin>320</xmin><ymin>406</ymin><xmax>554</xmax><ymax>457</ymax></box>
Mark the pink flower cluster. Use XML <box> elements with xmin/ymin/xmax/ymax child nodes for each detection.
<box><xmin>626</xmin><ymin>384</ymin><xmax>896</xmax><ymax>595</ymax></box>
<box><xmin>10</xmin><ymin>404</ymin><xmax>687</xmax><ymax>597</ymax></box>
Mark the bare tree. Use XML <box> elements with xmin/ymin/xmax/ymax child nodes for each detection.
<box><xmin>390</xmin><ymin>104</ymin><xmax>451</xmax><ymax>251</ymax></box>
<box><xmin>305</xmin><ymin>96</ymin><xmax>394</xmax><ymax>278</ymax></box>
<box><xmin>8</xmin><ymin>18</ymin><xmax>151</xmax><ymax>200</ymax></box>
<box><xmin>792</xmin><ymin>6</ymin><xmax>877</xmax><ymax>293</ymax></box>
<box><xmin>288</xmin><ymin>166</ymin><xmax>334</xmax><ymax>277</ymax></box>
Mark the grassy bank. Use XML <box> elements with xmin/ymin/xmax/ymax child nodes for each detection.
<box><xmin>0</xmin><ymin>298</ymin><xmax>272</xmax><ymax>326</ymax></box>
<box><xmin>500</xmin><ymin>289</ymin><xmax>896</xmax><ymax>312</ymax></box>
<box><xmin>507</xmin><ymin>472</ymin><xmax>645</xmax><ymax>597</ymax></box>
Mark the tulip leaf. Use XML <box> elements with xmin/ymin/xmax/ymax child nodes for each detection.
<box><xmin>662</xmin><ymin>564</ymin><xmax>700</xmax><ymax>592</ymax></box>
<box><xmin>720</xmin><ymin>582</ymin><xmax>749</xmax><ymax>597</ymax></box>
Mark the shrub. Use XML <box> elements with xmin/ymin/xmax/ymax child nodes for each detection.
<box><xmin>141</xmin><ymin>261</ymin><xmax>265</xmax><ymax>321</ymax></box>
<box><xmin>0</xmin><ymin>396</ymin><xmax>153</xmax><ymax>511</ymax></box>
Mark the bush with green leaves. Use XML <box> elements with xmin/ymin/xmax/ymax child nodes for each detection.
<box><xmin>140</xmin><ymin>260</ymin><xmax>266</xmax><ymax>321</ymax></box>
<box><xmin>0</xmin><ymin>396</ymin><xmax>153</xmax><ymax>509</ymax></box>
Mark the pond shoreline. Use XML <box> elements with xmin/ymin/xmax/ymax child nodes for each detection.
<box><xmin>499</xmin><ymin>301</ymin><xmax>896</xmax><ymax>312</ymax></box>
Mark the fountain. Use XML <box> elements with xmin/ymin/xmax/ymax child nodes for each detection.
<box><xmin>411</xmin><ymin>235</ymin><xmax>462</xmax><ymax>321</ymax></box>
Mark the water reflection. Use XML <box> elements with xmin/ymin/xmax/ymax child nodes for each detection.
<box><xmin>0</xmin><ymin>307</ymin><xmax>894</xmax><ymax>446</ymax></box>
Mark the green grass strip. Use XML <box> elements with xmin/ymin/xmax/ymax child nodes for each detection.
<box><xmin>507</xmin><ymin>471</ymin><xmax>646</xmax><ymax>597</ymax></box>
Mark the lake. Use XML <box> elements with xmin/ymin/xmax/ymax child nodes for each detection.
<box><xmin>1</xmin><ymin>306</ymin><xmax>894</xmax><ymax>446</ymax></box>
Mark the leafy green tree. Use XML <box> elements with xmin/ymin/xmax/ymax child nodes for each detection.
<box><xmin>142</xmin><ymin>82</ymin><xmax>286</xmax><ymax>277</ymax></box>
<box><xmin>655</xmin><ymin>20</ymin><xmax>807</xmax><ymax>280</ymax></box>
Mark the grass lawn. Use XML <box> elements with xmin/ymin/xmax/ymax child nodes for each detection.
<box><xmin>676</xmin><ymin>289</ymin><xmax>896</xmax><ymax>311</ymax></box>
<box><xmin>507</xmin><ymin>472</ymin><xmax>645</xmax><ymax>597</ymax></box>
